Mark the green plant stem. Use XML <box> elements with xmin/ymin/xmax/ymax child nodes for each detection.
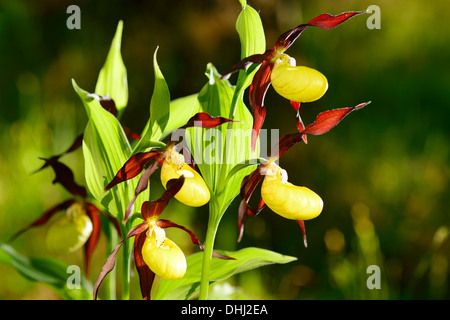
<box><xmin>106</xmin><ymin>223</ymin><xmax>117</xmax><ymax>300</ymax></box>
<box><xmin>198</xmin><ymin>201</ymin><xmax>221</xmax><ymax>300</ymax></box>
<box><xmin>121</xmin><ymin>229</ymin><xmax>132</xmax><ymax>300</ymax></box>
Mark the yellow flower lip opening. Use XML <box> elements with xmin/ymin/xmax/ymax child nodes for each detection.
<box><xmin>160</xmin><ymin>149</ymin><xmax>210</xmax><ymax>207</ymax></box>
<box><xmin>271</xmin><ymin>54</ymin><xmax>328</xmax><ymax>103</ymax></box>
<box><xmin>141</xmin><ymin>226</ymin><xmax>187</xmax><ymax>280</ymax></box>
<box><xmin>261</xmin><ymin>163</ymin><xmax>323</xmax><ymax>221</ymax></box>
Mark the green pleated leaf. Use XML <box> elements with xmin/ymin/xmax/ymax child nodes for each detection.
<box><xmin>154</xmin><ymin>247</ymin><xmax>296</xmax><ymax>300</ymax></box>
<box><xmin>73</xmin><ymin>79</ymin><xmax>147</xmax><ymax>222</ymax></box>
<box><xmin>95</xmin><ymin>21</ymin><xmax>128</xmax><ymax>117</ymax></box>
<box><xmin>160</xmin><ymin>93</ymin><xmax>200</xmax><ymax>141</ymax></box>
<box><xmin>132</xmin><ymin>47</ymin><xmax>173</xmax><ymax>155</ymax></box>
<box><xmin>0</xmin><ymin>244</ymin><xmax>92</xmax><ymax>300</ymax></box>
<box><xmin>186</xmin><ymin>64</ymin><xmax>258</xmax><ymax>220</ymax></box>
<box><xmin>236</xmin><ymin>2</ymin><xmax>266</xmax><ymax>60</ymax></box>
<box><xmin>229</xmin><ymin>3</ymin><xmax>266</xmax><ymax>120</ymax></box>
<box><xmin>225</xmin><ymin>157</ymin><xmax>267</xmax><ymax>185</ymax></box>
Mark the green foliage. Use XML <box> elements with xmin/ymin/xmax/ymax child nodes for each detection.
<box><xmin>134</xmin><ymin>47</ymin><xmax>172</xmax><ymax>152</ymax></box>
<box><xmin>95</xmin><ymin>21</ymin><xmax>128</xmax><ymax>117</ymax></box>
<box><xmin>1</xmin><ymin>244</ymin><xmax>92</xmax><ymax>300</ymax></box>
<box><xmin>154</xmin><ymin>247</ymin><xmax>296</xmax><ymax>300</ymax></box>
<box><xmin>73</xmin><ymin>80</ymin><xmax>146</xmax><ymax>222</ymax></box>
<box><xmin>1</xmin><ymin>0</ymin><xmax>448</xmax><ymax>301</ymax></box>
<box><xmin>187</xmin><ymin>64</ymin><xmax>258</xmax><ymax>220</ymax></box>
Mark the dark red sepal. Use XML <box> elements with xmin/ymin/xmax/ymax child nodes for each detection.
<box><xmin>249</xmin><ymin>61</ymin><xmax>274</xmax><ymax>151</ymax></box>
<box><xmin>221</xmin><ymin>49</ymin><xmax>276</xmax><ymax>80</ymax></box>
<box><xmin>7</xmin><ymin>199</ymin><xmax>76</xmax><ymax>243</ymax></box>
<box><xmin>179</xmin><ymin>112</ymin><xmax>235</xmax><ymax>130</ymax></box>
<box><xmin>123</xmin><ymin>159</ymin><xmax>162</xmax><ymax>224</ymax></box>
<box><xmin>87</xmin><ymin>93</ymin><xmax>118</xmax><ymax>117</ymax></box>
<box><xmin>133</xmin><ymin>231</ymin><xmax>155</xmax><ymax>300</ymax></box>
<box><xmin>84</xmin><ymin>203</ymin><xmax>102</xmax><ymax>277</ymax></box>
<box><xmin>37</xmin><ymin>157</ymin><xmax>87</xmax><ymax>198</ymax></box>
<box><xmin>301</xmin><ymin>102</ymin><xmax>370</xmax><ymax>135</ymax></box>
<box><xmin>271</xmin><ymin>102</ymin><xmax>370</xmax><ymax>159</ymax></box>
<box><xmin>237</xmin><ymin>166</ymin><xmax>266</xmax><ymax>242</ymax></box>
<box><xmin>156</xmin><ymin>219</ymin><xmax>235</xmax><ymax>260</ymax></box>
<box><xmin>93</xmin><ymin>221</ymin><xmax>149</xmax><ymax>300</ymax></box>
<box><xmin>140</xmin><ymin>176</ymin><xmax>185</xmax><ymax>221</ymax></box>
<box><xmin>275</xmin><ymin>11</ymin><xmax>365</xmax><ymax>51</ymax></box>
<box><xmin>105</xmin><ymin>151</ymin><xmax>162</xmax><ymax>191</ymax></box>
<box><xmin>290</xmin><ymin>101</ymin><xmax>308</xmax><ymax>144</ymax></box>
<box><xmin>307</xmin><ymin>11</ymin><xmax>365</xmax><ymax>29</ymax></box>
<box><xmin>296</xmin><ymin>220</ymin><xmax>308</xmax><ymax>248</ymax></box>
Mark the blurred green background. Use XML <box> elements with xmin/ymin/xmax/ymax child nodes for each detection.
<box><xmin>0</xmin><ymin>0</ymin><xmax>448</xmax><ymax>299</ymax></box>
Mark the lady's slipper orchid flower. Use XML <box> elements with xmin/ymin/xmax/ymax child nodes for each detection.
<box><xmin>237</xmin><ymin>101</ymin><xmax>370</xmax><ymax>247</ymax></box>
<box><xmin>222</xmin><ymin>11</ymin><xmax>365</xmax><ymax>150</ymax></box>
<box><xmin>93</xmin><ymin>177</ymin><xmax>233</xmax><ymax>300</ymax></box>
<box><xmin>261</xmin><ymin>163</ymin><xmax>323</xmax><ymax>221</ymax></box>
<box><xmin>105</xmin><ymin>112</ymin><xmax>234</xmax><ymax>223</ymax></box>
<box><xmin>9</xmin><ymin>154</ymin><xmax>119</xmax><ymax>276</ymax></box>
<box><xmin>8</xmin><ymin>94</ymin><xmax>140</xmax><ymax>275</ymax></box>
<box><xmin>160</xmin><ymin>148</ymin><xmax>210</xmax><ymax>207</ymax></box>
<box><xmin>45</xmin><ymin>202</ymin><xmax>94</xmax><ymax>254</ymax></box>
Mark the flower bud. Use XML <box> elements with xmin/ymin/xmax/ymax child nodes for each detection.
<box><xmin>45</xmin><ymin>203</ymin><xmax>93</xmax><ymax>254</ymax></box>
<box><xmin>271</xmin><ymin>54</ymin><xmax>328</xmax><ymax>103</ymax></box>
<box><xmin>261</xmin><ymin>164</ymin><xmax>323</xmax><ymax>220</ymax></box>
<box><xmin>160</xmin><ymin>150</ymin><xmax>210</xmax><ymax>207</ymax></box>
<box><xmin>141</xmin><ymin>228</ymin><xmax>187</xmax><ymax>280</ymax></box>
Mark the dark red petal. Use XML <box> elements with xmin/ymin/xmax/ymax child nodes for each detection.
<box><xmin>237</xmin><ymin>195</ymin><xmax>266</xmax><ymax>243</ymax></box>
<box><xmin>270</xmin><ymin>132</ymin><xmax>305</xmax><ymax>160</ymax></box>
<box><xmin>87</xmin><ymin>93</ymin><xmax>118</xmax><ymax>117</ymax></box>
<box><xmin>93</xmin><ymin>222</ymin><xmax>148</xmax><ymax>300</ymax></box>
<box><xmin>290</xmin><ymin>101</ymin><xmax>308</xmax><ymax>144</ymax></box>
<box><xmin>307</xmin><ymin>11</ymin><xmax>365</xmax><ymax>29</ymax></box>
<box><xmin>296</xmin><ymin>220</ymin><xmax>308</xmax><ymax>248</ymax></box>
<box><xmin>8</xmin><ymin>199</ymin><xmax>76</xmax><ymax>243</ymax></box>
<box><xmin>140</xmin><ymin>176</ymin><xmax>185</xmax><ymax>221</ymax></box>
<box><xmin>301</xmin><ymin>102</ymin><xmax>370</xmax><ymax>136</ymax></box>
<box><xmin>104</xmin><ymin>151</ymin><xmax>162</xmax><ymax>191</ymax></box>
<box><xmin>275</xmin><ymin>24</ymin><xmax>309</xmax><ymax>51</ymax></box>
<box><xmin>251</xmin><ymin>104</ymin><xmax>266</xmax><ymax>153</ymax></box>
<box><xmin>237</xmin><ymin>200</ymin><xmax>247</xmax><ymax>243</ymax></box>
<box><xmin>64</xmin><ymin>134</ymin><xmax>84</xmax><ymax>154</ymax></box>
<box><xmin>290</xmin><ymin>100</ymin><xmax>301</xmax><ymax>113</ymax></box>
<box><xmin>96</xmin><ymin>208</ymin><xmax>122</xmax><ymax>238</ymax></box>
<box><xmin>239</xmin><ymin>166</ymin><xmax>264</xmax><ymax>201</ymax></box>
<box><xmin>179</xmin><ymin>112</ymin><xmax>235</xmax><ymax>130</ymax></box>
<box><xmin>237</xmin><ymin>167</ymin><xmax>266</xmax><ymax>242</ymax></box>
<box><xmin>156</xmin><ymin>219</ymin><xmax>235</xmax><ymax>260</ymax></box>
<box><xmin>123</xmin><ymin>160</ymin><xmax>161</xmax><ymax>224</ymax></box>
<box><xmin>84</xmin><ymin>203</ymin><xmax>102</xmax><ymax>277</ymax></box>
<box><xmin>221</xmin><ymin>50</ymin><xmax>276</xmax><ymax>80</ymax></box>
<box><xmin>275</xmin><ymin>11</ymin><xmax>365</xmax><ymax>51</ymax></box>
<box><xmin>134</xmin><ymin>231</ymin><xmax>155</xmax><ymax>300</ymax></box>
<box><xmin>271</xmin><ymin>102</ymin><xmax>370</xmax><ymax>159</ymax></box>
<box><xmin>249</xmin><ymin>61</ymin><xmax>274</xmax><ymax>151</ymax></box>
<box><xmin>37</xmin><ymin>158</ymin><xmax>87</xmax><ymax>198</ymax></box>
